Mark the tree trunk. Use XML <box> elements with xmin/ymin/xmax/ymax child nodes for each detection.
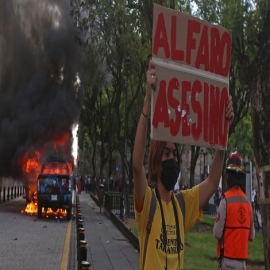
<box><xmin>249</xmin><ymin>8</ymin><xmax>270</xmax><ymax>269</ymax></box>
<box><xmin>189</xmin><ymin>146</ymin><xmax>201</xmax><ymax>187</ymax></box>
<box><xmin>221</xmin><ymin>152</ymin><xmax>228</xmax><ymax>193</ymax></box>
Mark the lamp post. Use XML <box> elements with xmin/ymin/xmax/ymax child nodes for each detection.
<box><xmin>244</xmin><ymin>161</ymin><xmax>252</xmax><ymax>202</ymax></box>
<box><xmin>200</xmin><ymin>149</ymin><xmax>207</xmax><ymax>181</ymax></box>
<box><xmin>123</xmin><ymin>53</ymin><xmax>131</xmax><ymax>193</ymax></box>
<box><xmin>120</xmin><ymin>53</ymin><xmax>131</xmax><ymax>219</ymax></box>
<box><xmin>124</xmin><ymin>53</ymin><xmax>131</xmax><ymax>165</ymax></box>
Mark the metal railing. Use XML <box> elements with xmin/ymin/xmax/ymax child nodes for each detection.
<box><xmin>0</xmin><ymin>185</ymin><xmax>25</xmax><ymax>203</ymax></box>
<box><xmin>104</xmin><ymin>192</ymin><xmax>135</xmax><ymax>217</ymax></box>
<box><xmin>90</xmin><ymin>190</ymin><xmax>139</xmax><ymax>251</ymax></box>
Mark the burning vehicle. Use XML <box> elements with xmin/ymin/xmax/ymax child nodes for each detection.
<box><xmin>0</xmin><ymin>1</ymin><xmax>82</xmax><ymax>220</ymax></box>
<box><xmin>37</xmin><ymin>158</ymin><xmax>72</xmax><ymax>220</ymax></box>
<box><xmin>19</xmin><ymin>130</ymin><xmax>75</xmax><ymax>220</ymax></box>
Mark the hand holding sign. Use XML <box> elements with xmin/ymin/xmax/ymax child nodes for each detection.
<box><xmin>146</xmin><ymin>60</ymin><xmax>157</xmax><ymax>93</ymax></box>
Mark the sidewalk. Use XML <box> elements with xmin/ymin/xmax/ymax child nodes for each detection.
<box><xmin>78</xmin><ymin>192</ymin><xmax>139</xmax><ymax>270</ymax></box>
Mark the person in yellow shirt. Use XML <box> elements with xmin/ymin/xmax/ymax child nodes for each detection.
<box><xmin>132</xmin><ymin>60</ymin><xmax>234</xmax><ymax>270</ymax></box>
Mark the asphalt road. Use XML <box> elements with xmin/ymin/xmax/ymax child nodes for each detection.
<box><xmin>0</xmin><ymin>198</ymin><xmax>70</xmax><ymax>270</ymax></box>
<box><xmin>0</xmin><ymin>191</ymin><xmax>140</xmax><ymax>270</ymax></box>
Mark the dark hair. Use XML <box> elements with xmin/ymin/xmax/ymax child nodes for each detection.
<box><xmin>148</xmin><ymin>140</ymin><xmax>180</xmax><ymax>183</ymax></box>
<box><xmin>226</xmin><ymin>170</ymin><xmax>245</xmax><ymax>192</ymax></box>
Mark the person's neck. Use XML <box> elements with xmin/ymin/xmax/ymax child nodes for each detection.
<box><xmin>229</xmin><ymin>185</ymin><xmax>240</xmax><ymax>190</ymax></box>
<box><xmin>157</xmin><ymin>181</ymin><xmax>172</xmax><ymax>204</ymax></box>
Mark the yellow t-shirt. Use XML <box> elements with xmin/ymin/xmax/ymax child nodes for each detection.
<box><xmin>135</xmin><ymin>185</ymin><xmax>202</xmax><ymax>270</ymax></box>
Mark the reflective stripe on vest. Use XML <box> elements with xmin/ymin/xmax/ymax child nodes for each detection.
<box><xmin>217</xmin><ymin>187</ymin><xmax>252</xmax><ymax>259</ymax></box>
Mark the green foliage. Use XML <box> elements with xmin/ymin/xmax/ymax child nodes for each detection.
<box><xmin>228</xmin><ymin>111</ymin><xmax>254</xmax><ymax>159</ymax></box>
<box><xmin>193</xmin><ymin>0</ymin><xmax>221</xmax><ymax>22</ymax></box>
<box><xmin>182</xmin><ymin>0</ymin><xmax>269</xmax><ymax>188</ymax></box>
<box><xmin>73</xmin><ymin>0</ymin><xmax>263</xmax><ymax>179</ymax></box>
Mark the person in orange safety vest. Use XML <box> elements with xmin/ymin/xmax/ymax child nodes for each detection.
<box><xmin>213</xmin><ymin>151</ymin><xmax>255</xmax><ymax>270</ymax></box>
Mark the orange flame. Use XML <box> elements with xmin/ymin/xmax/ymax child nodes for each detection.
<box><xmin>21</xmin><ymin>202</ymin><xmax>67</xmax><ymax>218</ymax></box>
<box><xmin>68</xmin><ymin>161</ymin><xmax>73</xmax><ymax>173</ymax></box>
<box><xmin>20</xmin><ymin>151</ymin><xmax>41</xmax><ymax>174</ymax></box>
<box><xmin>19</xmin><ymin>132</ymin><xmax>74</xmax><ymax>217</ymax></box>
<box><xmin>22</xmin><ymin>202</ymin><xmax>37</xmax><ymax>214</ymax></box>
<box><xmin>42</xmin><ymin>162</ymin><xmax>69</xmax><ymax>174</ymax></box>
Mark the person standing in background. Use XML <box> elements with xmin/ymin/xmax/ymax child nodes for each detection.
<box><xmin>251</xmin><ymin>187</ymin><xmax>256</xmax><ymax>212</ymax></box>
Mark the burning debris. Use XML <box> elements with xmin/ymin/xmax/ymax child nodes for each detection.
<box><xmin>21</xmin><ymin>202</ymin><xmax>68</xmax><ymax>219</ymax></box>
<box><xmin>0</xmin><ymin>0</ymin><xmax>84</xmax><ymax>216</ymax></box>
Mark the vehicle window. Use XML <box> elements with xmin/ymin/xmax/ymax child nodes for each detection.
<box><xmin>38</xmin><ymin>177</ymin><xmax>60</xmax><ymax>193</ymax></box>
<box><xmin>61</xmin><ymin>178</ymin><xmax>70</xmax><ymax>193</ymax></box>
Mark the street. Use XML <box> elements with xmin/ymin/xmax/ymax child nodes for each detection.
<box><xmin>0</xmin><ymin>198</ymin><xmax>69</xmax><ymax>270</ymax></box>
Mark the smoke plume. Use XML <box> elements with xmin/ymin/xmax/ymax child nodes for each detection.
<box><xmin>0</xmin><ymin>0</ymin><xmax>84</xmax><ymax>177</ymax></box>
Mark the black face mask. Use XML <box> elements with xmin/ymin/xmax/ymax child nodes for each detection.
<box><xmin>160</xmin><ymin>158</ymin><xmax>180</xmax><ymax>191</ymax></box>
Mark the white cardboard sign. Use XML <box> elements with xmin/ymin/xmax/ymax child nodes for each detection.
<box><xmin>151</xmin><ymin>4</ymin><xmax>232</xmax><ymax>150</ymax></box>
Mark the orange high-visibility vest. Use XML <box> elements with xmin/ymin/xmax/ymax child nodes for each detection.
<box><xmin>217</xmin><ymin>187</ymin><xmax>252</xmax><ymax>259</ymax></box>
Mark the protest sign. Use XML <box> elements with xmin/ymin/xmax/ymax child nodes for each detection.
<box><xmin>151</xmin><ymin>4</ymin><xmax>232</xmax><ymax>149</ymax></box>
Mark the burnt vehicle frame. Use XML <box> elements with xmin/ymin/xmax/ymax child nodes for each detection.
<box><xmin>37</xmin><ymin>158</ymin><xmax>72</xmax><ymax>220</ymax></box>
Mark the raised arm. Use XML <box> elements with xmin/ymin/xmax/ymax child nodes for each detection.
<box><xmin>199</xmin><ymin>96</ymin><xmax>234</xmax><ymax>209</ymax></box>
<box><xmin>133</xmin><ymin>60</ymin><xmax>156</xmax><ymax>213</ymax></box>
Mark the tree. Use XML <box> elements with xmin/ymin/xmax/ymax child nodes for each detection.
<box><xmin>249</xmin><ymin>4</ymin><xmax>270</xmax><ymax>268</ymax></box>
<box><xmin>77</xmin><ymin>39</ymin><xmax>117</xmax><ymax>179</ymax></box>
<box><xmin>228</xmin><ymin>111</ymin><xmax>253</xmax><ymax>159</ymax></box>
<box><xmin>71</xmin><ymin>0</ymin><xmax>154</xmax><ymax>216</ymax></box>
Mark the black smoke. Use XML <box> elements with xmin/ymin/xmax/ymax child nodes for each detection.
<box><xmin>0</xmin><ymin>0</ymin><xmax>84</xmax><ymax>177</ymax></box>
